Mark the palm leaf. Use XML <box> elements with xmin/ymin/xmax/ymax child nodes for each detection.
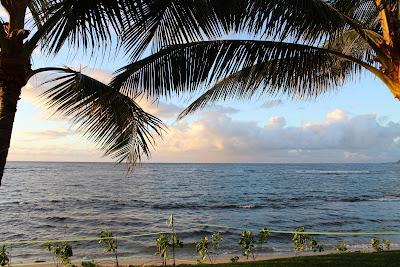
<box><xmin>26</xmin><ymin>0</ymin><xmax>143</xmax><ymax>54</ymax></box>
<box><xmin>38</xmin><ymin>68</ymin><xmax>165</xmax><ymax>167</ymax></box>
<box><xmin>233</xmin><ymin>0</ymin><xmax>368</xmax><ymax>42</ymax></box>
<box><xmin>121</xmin><ymin>0</ymin><xmax>229</xmax><ymax>61</ymax></box>
<box><xmin>324</xmin><ymin>29</ymin><xmax>383</xmax><ymax>65</ymax></box>
<box><xmin>28</xmin><ymin>0</ymin><xmax>51</xmax><ymax>28</ymax></box>
<box><xmin>120</xmin><ymin>0</ymin><xmax>376</xmax><ymax>61</ymax></box>
<box><xmin>177</xmin><ymin>55</ymin><xmax>358</xmax><ymax>119</ymax></box>
<box><xmin>111</xmin><ymin>40</ymin><xmax>374</xmax><ymax>102</ymax></box>
<box><xmin>332</xmin><ymin>0</ymin><xmax>379</xmax><ymax>26</ymax></box>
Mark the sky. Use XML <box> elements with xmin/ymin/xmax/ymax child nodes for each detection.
<box><xmin>5</xmin><ymin>9</ymin><xmax>400</xmax><ymax>163</ymax></box>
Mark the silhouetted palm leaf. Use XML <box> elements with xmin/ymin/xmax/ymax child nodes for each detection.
<box><xmin>28</xmin><ymin>0</ymin><xmax>51</xmax><ymax>28</ymax></box>
<box><xmin>120</xmin><ymin>0</ymin><xmax>380</xmax><ymax>61</ymax></box>
<box><xmin>26</xmin><ymin>0</ymin><xmax>143</xmax><ymax>54</ymax></box>
<box><xmin>121</xmin><ymin>0</ymin><xmax>237</xmax><ymax>61</ymax></box>
<box><xmin>39</xmin><ymin>68</ymin><xmax>165</xmax><ymax>167</ymax></box>
<box><xmin>111</xmin><ymin>0</ymin><xmax>400</xmax><ymax>119</ymax></box>
<box><xmin>112</xmin><ymin>40</ymin><xmax>374</xmax><ymax>101</ymax></box>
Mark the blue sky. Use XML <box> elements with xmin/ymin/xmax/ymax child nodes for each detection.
<box><xmin>5</xmin><ymin>9</ymin><xmax>400</xmax><ymax>163</ymax></box>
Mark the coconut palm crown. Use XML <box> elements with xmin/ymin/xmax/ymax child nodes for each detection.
<box><xmin>111</xmin><ymin>0</ymin><xmax>400</xmax><ymax>118</ymax></box>
<box><xmin>1</xmin><ymin>0</ymin><xmax>399</xmax><ymax>185</ymax></box>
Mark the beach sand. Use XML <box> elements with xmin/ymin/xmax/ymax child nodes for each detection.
<box><xmin>12</xmin><ymin>251</ymin><xmax>339</xmax><ymax>267</ymax></box>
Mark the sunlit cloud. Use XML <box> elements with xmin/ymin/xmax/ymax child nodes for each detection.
<box><xmin>9</xmin><ymin>106</ymin><xmax>400</xmax><ymax>163</ymax></box>
<box><xmin>149</xmin><ymin>108</ymin><xmax>400</xmax><ymax>163</ymax></box>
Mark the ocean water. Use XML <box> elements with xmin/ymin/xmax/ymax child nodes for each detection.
<box><xmin>1</xmin><ymin>162</ymin><xmax>400</xmax><ymax>263</ymax></box>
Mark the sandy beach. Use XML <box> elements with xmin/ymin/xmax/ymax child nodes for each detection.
<box><xmin>11</xmin><ymin>251</ymin><xmax>341</xmax><ymax>267</ymax></box>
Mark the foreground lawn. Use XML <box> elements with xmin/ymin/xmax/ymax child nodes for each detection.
<box><xmin>178</xmin><ymin>251</ymin><xmax>400</xmax><ymax>267</ymax></box>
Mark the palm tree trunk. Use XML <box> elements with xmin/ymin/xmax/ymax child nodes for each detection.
<box><xmin>0</xmin><ymin>80</ymin><xmax>22</xmax><ymax>185</ymax></box>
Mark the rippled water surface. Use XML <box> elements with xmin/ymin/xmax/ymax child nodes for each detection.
<box><xmin>1</xmin><ymin>162</ymin><xmax>400</xmax><ymax>262</ymax></box>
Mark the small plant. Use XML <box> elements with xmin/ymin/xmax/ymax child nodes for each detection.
<box><xmin>155</xmin><ymin>233</ymin><xmax>171</xmax><ymax>266</ymax></box>
<box><xmin>239</xmin><ymin>230</ymin><xmax>256</xmax><ymax>260</ymax></box>
<box><xmin>371</xmin><ymin>238</ymin><xmax>383</xmax><ymax>252</ymax></box>
<box><xmin>334</xmin><ymin>243</ymin><xmax>348</xmax><ymax>253</ymax></box>
<box><xmin>196</xmin><ymin>232</ymin><xmax>223</xmax><ymax>264</ymax></box>
<box><xmin>167</xmin><ymin>215</ymin><xmax>183</xmax><ymax>266</ymax></box>
<box><xmin>99</xmin><ymin>230</ymin><xmax>119</xmax><ymax>267</ymax></box>
<box><xmin>45</xmin><ymin>242</ymin><xmax>73</xmax><ymax>267</ymax></box>
<box><xmin>211</xmin><ymin>232</ymin><xmax>222</xmax><ymax>263</ymax></box>
<box><xmin>0</xmin><ymin>246</ymin><xmax>9</xmax><ymax>267</ymax></box>
<box><xmin>259</xmin><ymin>228</ymin><xmax>270</xmax><ymax>253</ymax></box>
<box><xmin>292</xmin><ymin>227</ymin><xmax>324</xmax><ymax>255</ymax></box>
<box><xmin>309</xmin><ymin>237</ymin><xmax>324</xmax><ymax>252</ymax></box>
<box><xmin>383</xmin><ymin>240</ymin><xmax>391</xmax><ymax>250</ymax></box>
<box><xmin>230</xmin><ymin>256</ymin><xmax>239</xmax><ymax>263</ymax></box>
<box><xmin>292</xmin><ymin>227</ymin><xmax>308</xmax><ymax>254</ymax></box>
<box><xmin>196</xmin><ymin>236</ymin><xmax>210</xmax><ymax>263</ymax></box>
<box><xmin>81</xmin><ymin>260</ymin><xmax>98</xmax><ymax>267</ymax></box>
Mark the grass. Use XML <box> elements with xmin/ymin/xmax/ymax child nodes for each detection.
<box><xmin>176</xmin><ymin>251</ymin><xmax>400</xmax><ymax>267</ymax></box>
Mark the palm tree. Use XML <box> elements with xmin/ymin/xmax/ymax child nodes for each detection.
<box><xmin>0</xmin><ymin>0</ymin><xmax>250</xmax><ymax>185</ymax></box>
<box><xmin>111</xmin><ymin>1</ymin><xmax>400</xmax><ymax>121</ymax></box>
<box><xmin>0</xmin><ymin>0</ymin><xmax>165</xmax><ymax>185</ymax></box>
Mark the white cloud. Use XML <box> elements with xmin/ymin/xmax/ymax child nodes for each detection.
<box><xmin>267</xmin><ymin>116</ymin><xmax>286</xmax><ymax>127</ymax></box>
<box><xmin>150</xmin><ymin>108</ymin><xmax>400</xmax><ymax>163</ymax></box>
<box><xmin>326</xmin><ymin>108</ymin><xmax>348</xmax><ymax>123</ymax></box>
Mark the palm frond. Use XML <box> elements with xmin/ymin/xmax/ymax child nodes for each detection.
<box><xmin>324</xmin><ymin>29</ymin><xmax>382</xmax><ymax>65</ymax></box>
<box><xmin>121</xmin><ymin>0</ymin><xmax>229</xmax><ymax>61</ymax></box>
<box><xmin>28</xmin><ymin>0</ymin><xmax>51</xmax><ymax>28</ymax></box>
<box><xmin>121</xmin><ymin>0</ymin><xmax>376</xmax><ymax>61</ymax></box>
<box><xmin>38</xmin><ymin>68</ymin><xmax>165</xmax><ymax>167</ymax></box>
<box><xmin>26</xmin><ymin>0</ymin><xmax>143</xmax><ymax>54</ymax></box>
<box><xmin>112</xmin><ymin>40</ymin><xmax>372</xmax><ymax>102</ymax></box>
<box><xmin>233</xmin><ymin>0</ymin><xmax>365</xmax><ymax>43</ymax></box>
<box><xmin>332</xmin><ymin>0</ymin><xmax>379</xmax><ymax>26</ymax></box>
<box><xmin>177</xmin><ymin>54</ymin><xmax>359</xmax><ymax>119</ymax></box>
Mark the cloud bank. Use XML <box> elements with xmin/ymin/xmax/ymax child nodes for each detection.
<box><xmin>151</xmin><ymin>109</ymin><xmax>400</xmax><ymax>163</ymax></box>
<box><xmin>10</xmin><ymin>69</ymin><xmax>400</xmax><ymax>163</ymax></box>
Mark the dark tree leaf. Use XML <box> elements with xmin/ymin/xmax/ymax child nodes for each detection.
<box><xmin>40</xmin><ymin>68</ymin><xmax>165</xmax><ymax>167</ymax></box>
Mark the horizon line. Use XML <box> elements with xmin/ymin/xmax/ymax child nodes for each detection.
<box><xmin>7</xmin><ymin>160</ymin><xmax>397</xmax><ymax>164</ymax></box>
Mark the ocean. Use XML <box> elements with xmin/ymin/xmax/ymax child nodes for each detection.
<box><xmin>1</xmin><ymin>162</ymin><xmax>400</xmax><ymax>263</ymax></box>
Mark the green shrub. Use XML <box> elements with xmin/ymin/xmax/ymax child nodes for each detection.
<box><xmin>0</xmin><ymin>246</ymin><xmax>9</xmax><ymax>267</ymax></box>
<box><xmin>292</xmin><ymin>227</ymin><xmax>308</xmax><ymax>254</ymax></box>
<box><xmin>196</xmin><ymin>232</ymin><xmax>223</xmax><ymax>264</ymax></box>
<box><xmin>371</xmin><ymin>238</ymin><xmax>383</xmax><ymax>252</ymax></box>
<box><xmin>239</xmin><ymin>230</ymin><xmax>256</xmax><ymax>260</ymax></box>
<box><xmin>166</xmin><ymin>215</ymin><xmax>183</xmax><ymax>266</ymax></box>
<box><xmin>45</xmin><ymin>242</ymin><xmax>73</xmax><ymax>267</ymax></box>
<box><xmin>196</xmin><ymin>236</ymin><xmax>210</xmax><ymax>263</ymax></box>
<box><xmin>309</xmin><ymin>237</ymin><xmax>324</xmax><ymax>252</ymax></box>
<box><xmin>211</xmin><ymin>232</ymin><xmax>222</xmax><ymax>262</ymax></box>
<box><xmin>230</xmin><ymin>256</ymin><xmax>239</xmax><ymax>263</ymax></box>
<box><xmin>383</xmin><ymin>240</ymin><xmax>391</xmax><ymax>250</ymax></box>
<box><xmin>292</xmin><ymin>227</ymin><xmax>324</xmax><ymax>255</ymax></box>
<box><xmin>155</xmin><ymin>233</ymin><xmax>171</xmax><ymax>266</ymax></box>
<box><xmin>258</xmin><ymin>228</ymin><xmax>270</xmax><ymax>254</ymax></box>
<box><xmin>334</xmin><ymin>243</ymin><xmax>348</xmax><ymax>253</ymax></box>
<box><xmin>98</xmin><ymin>230</ymin><xmax>119</xmax><ymax>267</ymax></box>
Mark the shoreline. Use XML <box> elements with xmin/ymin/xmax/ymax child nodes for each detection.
<box><xmin>10</xmin><ymin>250</ymin><xmax>365</xmax><ymax>267</ymax></box>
